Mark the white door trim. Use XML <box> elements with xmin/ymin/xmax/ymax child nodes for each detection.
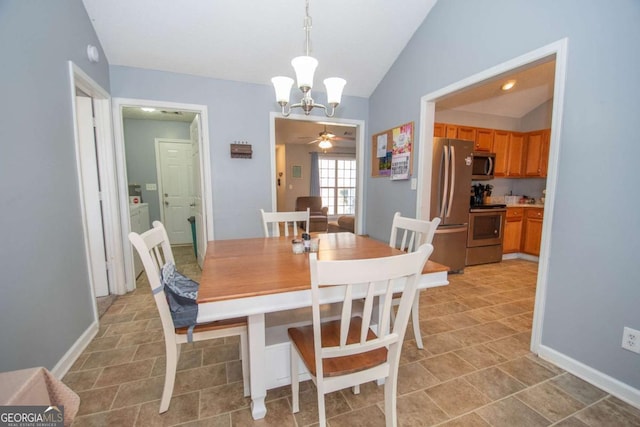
<box><xmin>415</xmin><ymin>38</ymin><xmax>569</xmax><ymax>355</ymax></box>
<box><xmin>68</xmin><ymin>62</ymin><xmax>126</xmax><ymax>305</ymax></box>
<box><xmin>112</xmin><ymin>98</ymin><xmax>214</xmax><ymax>292</ymax></box>
<box><xmin>269</xmin><ymin>112</ymin><xmax>366</xmax><ymax>234</ymax></box>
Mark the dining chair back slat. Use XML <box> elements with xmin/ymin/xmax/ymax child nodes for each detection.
<box><xmin>260</xmin><ymin>208</ymin><xmax>310</xmax><ymax>237</ymax></box>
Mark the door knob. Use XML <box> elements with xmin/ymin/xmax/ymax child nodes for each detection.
<box><xmin>190</xmin><ymin>203</ymin><xmax>196</xmax><ymax>207</ymax></box>
<box><xmin>164</xmin><ymin>201</ymin><xmax>169</xmax><ymax>206</ymax></box>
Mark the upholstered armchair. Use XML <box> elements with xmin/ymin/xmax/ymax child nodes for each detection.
<box><xmin>295</xmin><ymin>196</ymin><xmax>328</xmax><ymax>232</ymax></box>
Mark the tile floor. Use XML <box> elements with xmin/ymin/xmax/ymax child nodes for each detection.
<box><xmin>65</xmin><ymin>247</ymin><xmax>640</xmax><ymax>426</ymax></box>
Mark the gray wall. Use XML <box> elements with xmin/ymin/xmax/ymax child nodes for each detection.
<box><xmin>367</xmin><ymin>0</ymin><xmax>640</xmax><ymax>389</ymax></box>
<box><xmin>0</xmin><ymin>0</ymin><xmax>109</xmax><ymax>371</ymax></box>
<box><xmin>123</xmin><ymin>118</ymin><xmax>192</xmax><ymax>222</ymax></box>
<box><xmin>110</xmin><ymin>66</ymin><xmax>369</xmax><ymax>239</ymax></box>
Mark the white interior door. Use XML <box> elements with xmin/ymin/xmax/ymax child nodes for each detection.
<box><xmin>76</xmin><ymin>95</ymin><xmax>110</xmax><ymax>297</ymax></box>
<box><xmin>190</xmin><ymin>116</ymin><xmax>206</xmax><ymax>267</ymax></box>
<box><xmin>157</xmin><ymin>140</ymin><xmax>194</xmax><ymax>244</ymax></box>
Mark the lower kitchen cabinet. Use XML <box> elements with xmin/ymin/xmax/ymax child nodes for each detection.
<box><xmin>503</xmin><ymin>207</ymin><xmax>524</xmax><ymax>253</ymax></box>
<box><xmin>522</xmin><ymin>208</ymin><xmax>544</xmax><ymax>256</ymax></box>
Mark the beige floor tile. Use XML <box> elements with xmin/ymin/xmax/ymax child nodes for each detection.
<box><xmin>425</xmin><ymin>378</ymin><xmax>490</xmax><ymax>418</ymax></box>
<box><xmin>76</xmin><ymin>385</ymin><xmax>119</xmax><ymax>416</ymax></box>
<box><xmin>230</xmin><ymin>398</ymin><xmax>296</xmax><ymax>427</ymax></box>
<box><xmin>394</xmin><ymin>390</ymin><xmax>449</xmax><ymax>426</ymax></box>
<box><xmin>72</xmin><ymin>405</ymin><xmax>140</xmax><ymax>427</ymax></box>
<box><xmin>516</xmin><ymin>381</ymin><xmax>585</xmax><ymax>422</ymax></box>
<box><xmin>454</xmin><ymin>344</ymin><xmax>507</xmax><ymax>369</ymax></box>
<box><xmin>136</xmin><ymin>391</ymin><xmax>200</xmax><ymax>426</ymax></box>
<box><xmin>339</xmin><ymin>380</ymin><xmax>384</xmax><ymax>410</ymax></box>
<box><xmin>173</xmin><ymin>363</ymin><xmax>228</xmax><ymax>395</ymax></box>
<box><xmin>177</xmin><ymin>413</ymin><xmax>230</xmax><ymax>427</ymax></box>
<box><xmin>464</xmin><ymin>366</ymin><xmax>526</xmax><ymax>400</ymax></box>
<box><xmin>551</xmin><ymin>417</ymin><xmax>590</xmax><ymax>427</ymax></box>
<box><xmin>484</xmin><ymin>335</ymin><xmax>531</xmax><ymax>360</ymax></box>
<box><xmin>199</xmin><ymin>382</ymin><xmax>251</xmax><ymax>419</ymax></box>
<box><xmin>94</xmin><ymin>359</ymin><xmax>155</xmax><ymax>388</ymax></box>
<box><xmin>117</xmin><ymin>329</ymin><xmax>164</xmax><ymax>348</ymax></box>
<box><xmin>81</xmin><ymin>347</ymin><xmax>136</xmax><ymax>369</ymax></box>
<box><xmin>288</xmin><ymin>388</ymin><xmax>351</xmax><ymax>427</ymax></box>
<box><xmin>151</xmin><ymin>349</ymin><xmax>204</xmax><ymax>377</ymax></box>
<box><xmin>420</xmin><ymin>318</ymin><xmax>457</xmax><ymax>336</ymax></box>
<box><xmin>62</xmin><ymin>368</ymin><xmax>101</xmax><ymax>391</ymax></box>
<box><xmin>84</xmin><ymin>335</ymin><xmax>121</xmax><ymax>353</ymax></box>
<box><xmin>202</xmin><ymin>343</ymin><xmax>240</xmax><ymax>365</ymax></box>
<box><xmin>134</xmin><ymin>341</ymin><xmax>166</xmax><ymax>361</ymax></box>
<box><xmin>574</xmin><ymin>398</ymin><xmax>640</xmax><ymax>427</ymax></box>
<box><xmin>438</xmin><ymin>412</ymin><xmax>491</xmax><ymax>427</ymax></box>
<box><xmin>397</xmin><ymin>362</ymin><xmax>440</xmax><ymax>395</ymax></box>
<box><xmin>475</xmin><ymin>396</ymin><xmax>550</xmax><ymax>427</ymax></box>
<box><xmin>112</xmin><ymin>375</ymin><xmax>165</xmax><ymax>409</ymax></box>
<box><xmin>420</xmin><ymin>352</ymin><xmax>477</xmax><ymax>382</ymax></box>
<box><xmin>329</xmin><ymin>405</ymin><xmax>386</xmax><ymax>427</ymax></box>
<box><xmin>498</xmin><ymin>356</ymin><xmax>557</xmax><ymax>386</ymax></box>
<box><xmin>470</xmin><ymin>321</ymin><xmax>518</xmax><ymax>339</ymax></box>
<box><xmin>423</xmin><ymin>332</ymin><xmax>465</xmax><ymax>355</ymax></box>
<box><xmin>550</xmin><ymin>373</ymin><xmax>608</xmax><ymax>405</ymax></box>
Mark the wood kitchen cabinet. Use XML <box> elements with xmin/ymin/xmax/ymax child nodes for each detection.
<box><xmin>522</xmin><ymin>208</ymin><xmax>544</xmax><ymax>256</ymax></box>
<box><xmin>524</xmin><ymin>129</ymin><xmax>550</xmax><ymax>177</ymax></box>
<box><xmin>492</xmin><ymin>130</ymin><xmax>509</xmax><ymax>176</ymax></box>
<box><xmin>474</xmin><ymin>128</ymin><xmax>494</xmax><ymax>152</ymax></box>
<box><xmin>503</xmin><ymin>207</ymin><xmax>524</xmax><ymax>253</ymax></box>
<box><xmin>456</xmin><ymin>126</ymin><xmax>476</xmax><ymax>143</ymax></box>
<box><xmin>433</xmin><ymin>122</ymin><xmax>445</xmax><ymax>137</ymax></box>
<box><xmin>445</xmin><ymin>124</ymin><xmax>458</xmax><ymax>138</ymax></box>
<box><xmin>506</xmin><ymin>132</ymin><xmax>526</xmax><ymax>177</ymax></box>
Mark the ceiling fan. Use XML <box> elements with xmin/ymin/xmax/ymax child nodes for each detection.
<box><xmin>304</xmin><ymin>125</ymin><xmax>355</xmax><ymax>149</ymax></box>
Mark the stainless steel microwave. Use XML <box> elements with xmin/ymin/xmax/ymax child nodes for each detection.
<box><xmin>472</xmin><ymin>152</ymin><xmax>495</xmax><ymax>180</ymax></box>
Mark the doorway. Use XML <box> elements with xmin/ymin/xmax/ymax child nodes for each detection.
<box><xmin>416</xmin><ymin>39</ymin><xmax>568</xmax><ymax>354</ymax></box>
<box><xmin>69</xmin><ymin>62</ymin><xmax>126</xmax><ymax>319</ymax></box>
<box><xmin>113</xmin><ymin>99</ymin><xmax>213</xmax><ymax>291</ymax></box>
<box><xmin>269</xmin><ymin>113</ymin><xmax>366</xmax><ymax>234</ymax></box>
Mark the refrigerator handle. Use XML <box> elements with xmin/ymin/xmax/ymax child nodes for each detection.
<box><xmin>440</xmin><ymin>145</ymin><xmax>449</xmax><ymax>218</ymax></box>
<box><xmin>446</xmin><ymin>145</ymin><xmax>456</xmax><ymax>218</ymax></box>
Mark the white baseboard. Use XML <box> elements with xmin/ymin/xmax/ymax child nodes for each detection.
<box><xmin>538</xmin><ymin>345</ymin><xmax>640</xmax><ymax>409</ymax></box>
<box><xmin>51</xmin><ymin>320</ymin><xmax>99</xmax><ymax>379</ymax></box>
<box><xmin>502</xmin><ymin>252</ymin><xmax>539</xmax><ymax>262</ymax></box>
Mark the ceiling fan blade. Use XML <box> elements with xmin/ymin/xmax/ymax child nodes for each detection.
<box><xmin>333</xmin><ymin>135</ymin><xmax>356</xmax><ymax>141</ymax></box>
<box><xmin>307</xmin><ymin>139</ymin><xmax>321</xmax><ymax>144</ymax></box>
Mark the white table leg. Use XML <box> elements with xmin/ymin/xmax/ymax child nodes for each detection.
<box><xmin>248</xmin><ymin>313</ymin><xmax>267</xmax><ymax>420</ymax></box>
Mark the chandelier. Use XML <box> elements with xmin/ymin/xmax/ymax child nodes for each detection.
<box><xmin>271</xmin><ymin>0</ymin><xmax>346</xmax><ymax>117</ymax></box>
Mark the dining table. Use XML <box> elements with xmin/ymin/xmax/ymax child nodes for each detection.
<box><xmin>196</xmin><ymin>232</ymin><xmax>449</xmax><ymax>420</ymax></box>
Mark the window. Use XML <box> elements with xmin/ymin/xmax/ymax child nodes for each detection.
<box><xmin>319</xmin><ymin>158</ymin><xmax>356</xmax><ymax>215</ymax></box>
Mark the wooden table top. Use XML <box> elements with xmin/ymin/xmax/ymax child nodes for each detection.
<box><xmin>198</xmin><ymin>233</ymin><xmax>448</xmax><ymax>304</ymax></box>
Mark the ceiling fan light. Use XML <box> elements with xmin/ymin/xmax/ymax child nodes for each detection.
<box><xmin>291</xmin><ymin>56</ymin><xmax>318</xmax><ymax>90</ymax></box>
<box><xmin>324</xmin><ymin>77</ymin><xmax>346</xmax><ymax>105</ymax></box>
<box><xmin>271</xmin><ymin>76</ymin><xmax>294</xmax><ymax>104</ymax></box>
<box><xmin>318</xmin><ymin>139</ymin><xmax>332</xmax><ymax>149</ymax></box>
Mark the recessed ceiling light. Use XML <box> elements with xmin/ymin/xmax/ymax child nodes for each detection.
<box><xmin>501</xmin><ymin>80</ymin><xmax>516</xmax><ymax>91</ymax></box>
<box><xmin>141</xmin><ymin>107</ymin><xmax>156</xmax><ymax>112</ymax></box>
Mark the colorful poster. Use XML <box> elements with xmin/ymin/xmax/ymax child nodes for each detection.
<box><xmin>390</xmin><ymin>152</ymin><xmax>410</xmax><ymax>180</ymax></box>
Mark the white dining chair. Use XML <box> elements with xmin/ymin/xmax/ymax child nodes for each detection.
<box><xmin>128</xmin><ymin>221</ymin><xmax>249</xmax><ymax>413</ymax></box>
<box><xmin>260</xmin><ymin>208</ymin><xmax>310</xmax><ymax>237</ymax></box>
<box><xmin>288</xmin><ymin>244</ymin><xmax>433</xmax><ymax>427</ymax></box>
<box><xmin>389</xmin><ymin>212</ymin><xmax>441</xmax><ymax>349</ymax></box>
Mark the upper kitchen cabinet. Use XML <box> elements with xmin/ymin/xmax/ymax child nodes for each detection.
<box><xmin>507</xmin><ymin>132</ymin><xmax>526</xmax><ymax>177</ymax></box>
<box><xmin>445</xmin><ymin>124</ymin><xmax>458</xmax><ymax>138</ymax></box>
<box><xmin>475</xmin><ymin>128</ymin><xmax>494</xmax><ymax>152</ymax></box>
<box><xmin>433</xmin><ymin>122</ymin><xmax>445</xmax><ymax>138</ymax></box>
<box><xmin>493</xmin><ymin>130</ymin><xmax>509</xmax><ymax>176</ymax></box>
<box><xmin>524</xmin><ymin>129</ymin><xmax>550</xmax><ymax>177</ymax></box>
<box><xmin>456</xmin><ymin>126</ymin><xmax>476</xmax><ymax>143</ymax></box>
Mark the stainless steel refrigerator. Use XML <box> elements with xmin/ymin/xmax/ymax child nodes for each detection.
<box><xmin>430</xmin><ymin>138</ymin><xmax>474</xmax><ymax>272</ymax></box>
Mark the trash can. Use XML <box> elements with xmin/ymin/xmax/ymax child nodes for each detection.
<box><xmin>187</xmin><ymin>216</ymin><xmax>197</xmax><ymax>259</ymax></box>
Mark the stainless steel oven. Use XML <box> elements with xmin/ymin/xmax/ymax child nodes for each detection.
<box><xmin>466</xmin><ymin>206</ymin><xmax>506</xmax><ymax>265</ymax></box>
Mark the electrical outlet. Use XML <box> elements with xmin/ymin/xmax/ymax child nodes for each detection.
<box><xmin>622</xmin><ymin>327</ymin><xmax>640</xmax><ymax>354</ymax></box>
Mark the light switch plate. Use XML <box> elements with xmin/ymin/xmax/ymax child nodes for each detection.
<box><xmin>146</xmin><ymin>183</ymin><xmax>157</xmax><ymax>191</ymax></box>
<box><xmin>411</xmin><ymin>178</ymin><xmax>417</xmax><ymax>190</ymax></box>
